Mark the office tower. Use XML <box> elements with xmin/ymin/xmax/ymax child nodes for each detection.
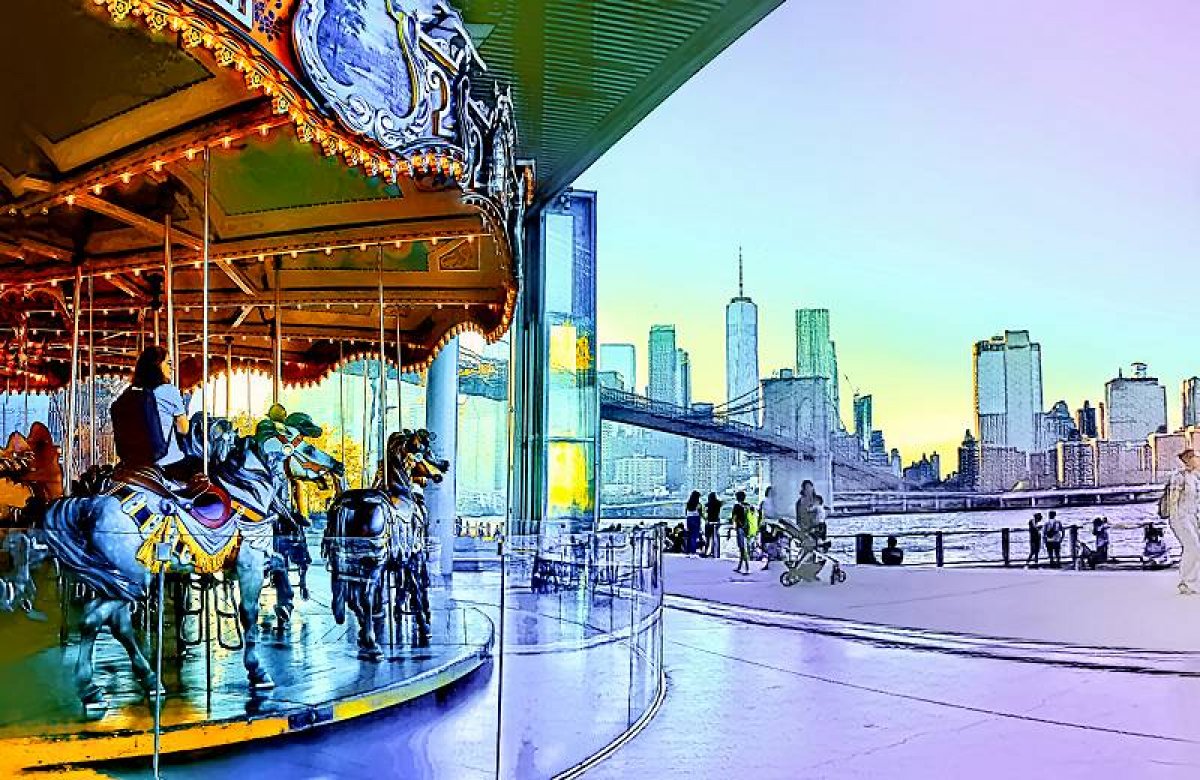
<box><xmin>957</xmin><ymin>430</ymin><xmax>979</xmax><ymax>490</ymax></box>
<box><xmin>1041</xmin><ymin>400</ymin><xmax>1076</xmax><ymax>448</ymax></box>
<box><xmin>903</xmin><ymin>454</ymin><xmax>940</xmax><ymax>487</ymax></box>
<box><xmin>1056</xmin><ymin>439</ymin><xmax>1096</xmax><ymax>488</ymax></box>
<box><xmin>1076</xmin><ymin>400</ymin><xmax>1099</xmax><ymax>439</ymax></box>
<box><xmin>795</xmin><ymin>308</ymin><xmax>840</xmax><ymax>428</ymax></box>
<box><xmin>599</xmin><ymin>343</ymin><xmax>636</xmax><ymax>394</ymax></box>
<box><xmin>676</xmin><ymin>348</ymin><xmax>691</xmax><ymax>408</ymax></box>
<box><xmin>1094</xmin><ymin>440</ymin><xmax>1151</xmax><ymax>486</ymax></box>
<box><xmin>852</xmin><ymin>394</ymin><xmax>873</xmax><ymax>452</ymax></box>
<box><xmin>725</xmin><ymin>248</ymin><xmax>760</xmax><ymax>426</ymax></box>
<box><xmin>1184</xmin><ymin>377</ymin><xmax>1200</xmax><ymax>429</ymax></box>
<box><xmin>1104</xmin><ymin>363</ymin><xmax>1167</xmax><ymax>442</ymax></box>
<box><xmin>647</xmin><ymin>325</ymin><xmax>677</xmax><ymax>403</ymax></box>
<box><xmin>973</xmin><ymin>330</ymin><xmax>1044</xmax><ymax>453</ymax></box>
<box><xmin>1149</xmin><ymin>432</ymin><xmax>1188</xmax><ymax>482</ymax></box>
<box><xmin>868</xmin><ymin>430</ymin><xmax>888</xmax><ymax>468</ymax></box>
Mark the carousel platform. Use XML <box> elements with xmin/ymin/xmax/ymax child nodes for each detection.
<box><xmin>0</xmin><ymin>585</ymin><xmax>494</xmax><ymax>773</ymax></box>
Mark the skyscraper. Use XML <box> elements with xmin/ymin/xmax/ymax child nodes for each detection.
<box><xmin>725</xmin><ymin>248</ymin><xmax>759</xmax><ymax>426</ymax></box>
<box><xmin>647</xmin><ymin>325</ymin><xmax>677</xmax><ymax>404</ymax></box>
<box><xmin>957</xmin><ymin>430</ymin><xmax>979</xmax><ymax>490</ymax></box>
<box><xmin>1041</xmin><ymin>400</ymin><xmax>1076</xmax><ymax>448</ymax></box>
<box><xmin>973</xmin><ymin>330</ymin><xmax>1044</xmax><ymax>453</ymax></box>
<box><xmin>853</xmin><ymin>394</ymin><xmax>873</xmax><ymax>452</ymax></box>
<box><xmin>795</xmin><ymin>308</ymin><xmax>840</xmax><ymax>428</ymax></box>
<box><xmin>1076</xmin><ymin>400</ymin><xmax>1099</xmax><ymax>439</ymax></box>
<box><xmin>1184</xmin><ymin>377</ymin><xmax>1200</xmax><ymax>428</ymax></box>
<box><xmin>675</xmin><ymin>348</ymin><xmax>692</xmax><ymax>408</ymax></box>
<box><xmin>1105</xmin><ymin>363</ymin><xmax>1167</xmax><ymax>442</ymax></box>
<box><xmin>599</xmin><ymin>343</ymin><xmax>636</xmax><ymax>394</ymax></box>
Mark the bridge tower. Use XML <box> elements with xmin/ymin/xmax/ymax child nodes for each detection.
<box><xmin>761</xmin><ymin>375</ymin><xmax>835</xmax><ymax>506</ymax></box>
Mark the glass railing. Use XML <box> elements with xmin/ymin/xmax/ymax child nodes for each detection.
<box><xmin>497</xmin><ymin>524</ymin><xmax>665</xmax><ymax>779</ymax></box>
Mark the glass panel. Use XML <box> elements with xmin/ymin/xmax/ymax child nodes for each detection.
<box><xmin>497</xmin><ymin>526</ymin><xmax>664</xmax><ymax>778</ymax></box>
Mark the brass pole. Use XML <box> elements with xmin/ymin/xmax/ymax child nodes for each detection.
<box><xmin>64</xmin><ymin>263</ymin><xmax>83</xmax><ymax>491</ymax></box>
<box><xmin>164</xmin><ymin>215</ymin><xmax>177</xmax><ymax>371</ymax></box>
<box><xmin>378</xmin><ymin>247</ymin><xmax>387</xmax><ymax>490</ymax></box>
<box><xmin>88</xmin><ymin>271</ymin><xmax>96</xmax><ymax>468</ymax></box>
<box><xmin>201</xmin><ymin>148</ymin><xmax>210</xmax><ymax>472</ymax></box>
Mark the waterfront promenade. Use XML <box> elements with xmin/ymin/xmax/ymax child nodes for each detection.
<box><xmin>589</xmin><ymin>557</ymin><xmax>1200</xmax><ymax>779</ymax></box>
<box><xmin>664</xmin><ymin>556</ymin><xmax>1200</xmax><ymax>653</ymax></box>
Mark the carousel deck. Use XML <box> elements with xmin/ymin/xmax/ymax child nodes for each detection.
<box><xmin>0</xmin><ymin>584</ymin><xmax>494</xmax><ymax>773</ymax></box>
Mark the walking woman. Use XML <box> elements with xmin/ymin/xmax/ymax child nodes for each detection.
<box><xmin>759</xmin><ymin>486</ymin><xmax>776</xmax><ymax>570</ymax></box>
<box><xmin>795</xmin><ymin>480</ymin><xmax>819</xmax><ymax>531</ymax></box>
<box><xmin>684</xmin><ymin>491</ymin><xmax>703</xmax><ymax>558</ymax></box>
<box><xmin>704</xmin><ymin>492</ymin><xmax>723</xmax><ymax>558</ymax></box>
<box><xmin>732</xmin><ymin>490</ymin><xmax>751</xmax><ymax>574</ymax></box>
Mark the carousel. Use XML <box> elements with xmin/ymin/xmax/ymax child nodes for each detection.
<box><xmin>0</xmin><ymin>0</ymin><xmax>524</xmax><ymax>772</ymax></box>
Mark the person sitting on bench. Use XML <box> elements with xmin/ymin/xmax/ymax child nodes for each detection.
<box><xmin>881</xmin><ymin>536</ymin><xmax>904</xmax><ymax>566</ymax></box>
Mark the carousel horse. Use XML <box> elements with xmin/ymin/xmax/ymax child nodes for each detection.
<box><xmin>322</xmin><ymin>429</ymin><xmax>448</xmax><ymax>660</ymax></box>
<box><xmin>0</xmin><ymin>423</ymin><xmax>62</xmax><ymax>616</ymax></box>
<box><xmin>34</xmin><ymin>415</ymin><xmax>280</xmax><ymax>710</ymax></box>
<box><xmin>253</xmin><ymin>408</ymin><xmax>345</xmax><ymax>628</ymax></box>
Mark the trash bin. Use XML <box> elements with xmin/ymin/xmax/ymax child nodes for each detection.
<box><xmin>855</xmin><ymin>533</ymin><xmax>878</xmax><ymax>565</ymax></box>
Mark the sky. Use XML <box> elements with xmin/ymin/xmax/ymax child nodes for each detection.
<box><xmin>575</xmin><ymin>0</ymin><xmax>1200</xmax><ymax>464</ymax></box>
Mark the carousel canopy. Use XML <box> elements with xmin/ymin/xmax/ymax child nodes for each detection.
<box><xmin>1</xmin><ymin>0</ymin><xmax>521</xmax><ymax>390</ymax></box>
<box><xmin>0</xmin><ymin>0</ymin><xmax>782</xmax><ymax>391</ymax></box>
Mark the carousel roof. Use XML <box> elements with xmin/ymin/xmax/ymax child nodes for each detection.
<box><xmin>1</xmin><ymin>0</ymin><xmax>522</xmax><ymax>390</ymax></box>
<box><xmin>0</xmin><ymin>0</ymin><xmax>782</xmax><ymax>391</ymax></box>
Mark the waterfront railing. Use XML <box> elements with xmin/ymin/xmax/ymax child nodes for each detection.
<box><xmin>821</xmin><ymin>521</ymin><xmax>1177</xmax><ymax>569</ymax></box>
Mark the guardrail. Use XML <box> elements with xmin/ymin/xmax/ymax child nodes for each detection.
<box><xmin>821</xmin><ymin>521</ymin><xmax>1176</xmax><ymax>569</ymax></box>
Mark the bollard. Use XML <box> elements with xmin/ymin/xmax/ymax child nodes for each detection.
<box><xmin>1001</xmin><ymin>528</ymin><xmax>1011</xmax><ymax>567</ymax></box>
<box><xmin>935</xmin><ymin>531</ymin><xmax>944</xmax><ymax>567</ymax></box>
<box><xmin>1069</xmin><ymin>525</ymin><xmax>1079</xmax><ymax>567</ymax></box>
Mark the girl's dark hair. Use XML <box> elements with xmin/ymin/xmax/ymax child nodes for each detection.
<box><xmin>686</xmin><ymin>491</ymin><xmax>701</xmax><ymax>511</ymax></box>
<box><xmin>132</xmin><ymin>345</ymin><xmax>170</xmax><ymax>389</ymax></box>
<box><xmin>707</xmin><ymin>492</ymin><xmax>719</xmax><ymax>503</ymax></box>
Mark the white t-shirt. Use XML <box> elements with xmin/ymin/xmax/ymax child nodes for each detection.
<box><xmin>759</xmin><ymin>496</ymin><xmax>776</xmax><ymax>521</ymax></box>
<box><xmin>152</xmin><ymin>384</ymin><xmax>186</xmax><ymax>465</ymax></box>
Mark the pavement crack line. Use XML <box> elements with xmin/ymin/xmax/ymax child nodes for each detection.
<box><xmin>666</xmin><ymin>636</ymin><xmax>1197</xmax><ymax>745</ymax></box>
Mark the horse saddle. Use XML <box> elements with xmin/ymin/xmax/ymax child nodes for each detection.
<box><xmin>113</xmin><ymin>465</ymin><xmax>232</xmax><ymax>529</ymax></box>
<box><xmin>329</xmin><ymin>489</ymin><xmax>415</xmax><ymax>538</ymax></box>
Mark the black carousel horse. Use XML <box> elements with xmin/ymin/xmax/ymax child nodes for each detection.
<box><xmin>322</xmin><ymin>429</ymin><xmax>448</xmax><ymax>660</ymax></box>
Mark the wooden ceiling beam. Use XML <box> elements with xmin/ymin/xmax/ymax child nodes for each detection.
<box><xmin>216</xmin><ymin>260</ymin><xmax>259</xmax><ymax>295</ymax></box>
<box><xmin>19</xmin><ymin>238</ymin><xmax>72</xmax><ymax>262</ymax></box>
<box><xmin>104</xmin><ymin>274</ymin><xmax>144</xmax><ymax>299</ymax></box>
<box><xmin>74</xmin><ymin>194</ymin><xmax>202</xmax><ymax>251</ymax></box>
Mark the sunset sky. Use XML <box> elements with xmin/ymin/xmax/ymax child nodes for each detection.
<box><xmin>576</xmin><ymin>0</ymin><xmax>1200</xmax><ymax>462</ymax></box>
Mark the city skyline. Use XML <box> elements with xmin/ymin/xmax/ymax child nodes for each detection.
<box><xmin>576</xmin><ymin>0</ymin><xmax>1200</xmax><ymax>459</ymax></box>
<box><xmin>603</xmin><ymin>316</ymin><xmax>1200</xmax><ymax>473</ymax></box>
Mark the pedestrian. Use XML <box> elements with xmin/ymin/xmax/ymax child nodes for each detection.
<box><xmin>684</xmin><ymin>491</ymin><xmax>703</xmax><ymax>558</ymax></box>
<box><xmin>1164</xmin><ymin>449</ymin><xmax>1200</xmax><ymax>595</ymax></box>
<box><xmin>759</xmin><ymin>486</ymin><xmax>776</xmax><ymax>570</ymax></box>
<box><xmin>704</xmin><ymin>492</ymin><xmax>723</xmax><ymax>558</ymax></box>
<box><xmin>732</xmin><ymin>490</ymin><xmax>751</xmax><ymax>574</ymax></box>
<box><xmin>1092</xmin><ymin>517</ymin><xmax>1110</xmax><ymax>566</ymax></box>
<box><xmin>795</xmin><ymin>479</ymin><xmax>818</xmax><ymax>531</ymax></box>
<box><xmin>1025</xmin><ymin>513</ymin><xmax>1043</xmax><ymax>568</ymax></box>
<box><xmin>1043</xmin><ymin>510</ymin><xmax>1064</xmax><ymax>568</ymax></box>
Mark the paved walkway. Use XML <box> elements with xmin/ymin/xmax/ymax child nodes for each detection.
<box><xmin>665</xmin><ymin>556</ymin><xmax>1200</xmax><ymax>652</ymax></box>
<box><xmin>590</xmin><ymin>608</ymin><xmax>1200</xmax><ymax>780</ymax></box>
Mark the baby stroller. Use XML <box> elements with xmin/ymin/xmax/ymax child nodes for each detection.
<box><xmin>770</xmin><ymin>518</ymin><xmax>847</xmax><ymax>586</ymax></box>
<box><xmin>1142</xmin><ymin>525</ymin><xmax>1170</xmax><ymax>570</ymax></box>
